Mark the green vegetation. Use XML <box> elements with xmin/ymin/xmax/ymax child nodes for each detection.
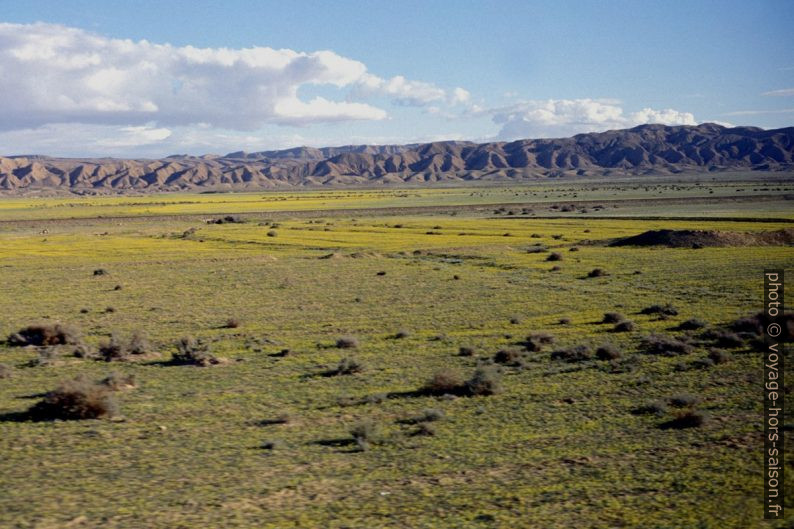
<box><xmin>0</xmin><ymin>182</ymin><xmax>792</xmax><ymax>528</ymax></box>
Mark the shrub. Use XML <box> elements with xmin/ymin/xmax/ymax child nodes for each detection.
<box><xmin>493</xmin><ymin>348</ymin><xmax>526</xmax><ymax>366</ymax></box>
<box><xmin>421</xmin><ymin>370</ymin><xmax>465</xmax><ymax>396</ymax></box>
<box><xmin>260</xmin><ymin>440</ymin><xmax>286</xmax><ymax>450</ymax></box>
<box><xmin>526</xmin><ymin>246</ymin><xmax>548</xmax><ymax>254</ymax></box>
<box><xmin>641</xmin><ymin>334</ymin><xmax>693</xmax><ymax>356</ymax></box>
<box><xmin>27</xmin><ymin>378</ymin><xmax>117</xmax><ymax>421</ymax></box>
<box><xmin>550</xmin><ymin>265</ymin><xmax>561</xmax><ymax>272</ymax></box>
<box><xmin>551</xmin><ymin>345</ymin><xmax>593</xmax><ymax>363</ymax></box>
<box><xmin>350</xmin><ymin>420</ymin><xmax>384</xmax><ymax>450</ymax></box>
<box><xmin>458</xmin><ymin>346</ymin><xmax>475</xmax><ymax>357</ymax></box>
<box><xmin>127</xmin><ymin>330</ymin><xmax>151</xmax><ymax>355</ymax></box>
<box><xmin>569</xmin><ymin>247</ymin><xmax>580</xmax><ymax>252</ymax></box>
<box><xmin>172</xmin><ymin>336</ymin><xmax>220</xmax><ymax>366</ymax></box>
<box><xmin>334</xmin><ymin>357</ymin><xmax>364</xmax><ymax>375</ymax></box>
<box><xmin>669</xmin><ymin>394</ymin><xmax>699</xmax><ymax>408</ymax></box>
<box><xmin>558</xmin><ymin>317</ymin><xmax>571</xmax><ymax>325</ymax></box>
<box><xmin>677</xmin><ymin>318</ymin><xmax>707</xmax><ymax>331</ymax></box>
<box><xmin>93</xmin><ymin>268</ymin><xmax>108</xmax><ymax>276</ymax></box>
<box><xmin>465</xmin><ymin>366</ymin><xmax>502</xmax><ymax>396</ymax></box>
<box><xmin>113</xmin><ymin>284</ymin><xmax>123</xmax><ymax>291</ymax></box>
<box><xmin>596</xmin><ymin>343</ymin><xmax>622</xmax><ymax>360</ymax></box>
<box><xmin>631</xmin><ymin>401</ymin><xmax>667</xmax><ymax>416</ymax></box>
<box><xmin>99</xmin><ymin>372</ymin><xmax>137</xmax><ymax>390</ymax></box>
<box><xmin>400</xmin><ymin>408</ymin><xmax>445</xmax><ymax>424</ymax></box>
<box><xmin>7</xmin><ymin>323</ymin><xmax>81</xmax><ymax>347</ymax></box>
<box><xmin>98</xmin><ymin>334</ymin><xmax>129</xmax><ymax>362</ymax></box>
<box><xmin>660</xmin><ymin>410</ymin><xmax>706</xmax><ymax>429</ymax></box>
<box><xmin>224</xmin><ymin>318</ymin><xmax>241</xmax><ymax>329</ymax></box>
<box><xmin>640</xmin><ymin>303</ymin><xmax>679</xmax><ymax>316</ymax></box>
<box><xmin>509</xmin><ymin>316</ymin><xmax>521</xmax><ymax>325</ymax></box>
<box><xmin>267</xmin><ymin>230</ymin><xmax>277</xmax><ymax>237</ymax></box>
<box><xmin>336</xmin><ymin>336</ymin><xmax>359</xmax><ymax>349</ymax></box>
<box><xmin>412</xmin><ymin>423</ymin><xmax>437</xmax><ymax>436</ymax></box>
<box><xmin>587</xmin><ymin>268</ymin><xmax>608</xmax><ymax>278</ymax></box>
<box><xmin>613</xmin><ymin>320</ymin><xmax>636</xmax><ymax>333</ymax></box>
<box><xmin>71</xmin><ymin>342</ymin><xmax>96</xmax><ymax>358</ymax></box>
<box><xmin>704</xmin><ymin>330</ymin><xmax>744</xmax><ymax>348</ymax></box>
<box><xmin>546</xmin><ymin>252</ymin><xmax>563</xmax><ymax>262</ymax></box>
<box><xmin>523</xmin><ymin>332</ymin><xmax>555</xmax><ymax>352</ymax></box>
<box><xmin>26</xmin><ymin>347</ymin><xmax>59</xmax><ymax>367</ymax></box>
<box><xmin>394</xmin><ymin>330</ymin><xmax>410</xmax><ymax>339</ymax></box>
<box><xmin>708</xmin><ymin>348</ymin><xmax>730</xmax><ymax>364</ymax></box>
<box><xmin>602</xmin><ymin>312</ymin><xmax>625</xmax><ymax>324</ymax></box>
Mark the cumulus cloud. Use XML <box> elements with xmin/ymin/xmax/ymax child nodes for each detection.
<box><xmin>491</xmin><ymin>98</ymin><xmax>697</xmax><ymax>139</ymax></box>
<box><xmin>0</xmin><ymin>22</ymin><xmax>462</xmax><ymax>132</ymax></box>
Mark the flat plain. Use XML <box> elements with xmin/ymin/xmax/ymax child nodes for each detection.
<box><xmin>0</xmin><ymin>177</ymin><xmax>793</xmax><ymax>528</ymax></box>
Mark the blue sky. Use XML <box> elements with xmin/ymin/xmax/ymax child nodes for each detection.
<box><xmin>0</xmin><ymin>0</ymin><xmax>792</xmax><ymax>157</ymax></box>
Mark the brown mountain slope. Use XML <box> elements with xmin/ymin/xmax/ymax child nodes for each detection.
<box><xmin>1</xmin><ymin>124</ymin><xmax>792</xmax><ymax>193</ymax></box>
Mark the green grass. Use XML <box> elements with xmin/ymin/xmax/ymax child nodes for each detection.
<box><xmin>0</xmin><ymin>184</ymin><xmax>792</xmax><ymax>528</ymax></box>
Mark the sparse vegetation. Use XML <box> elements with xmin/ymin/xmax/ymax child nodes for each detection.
<box><xmin>171</xmin><ymin>336</ymin><xmax>221</xmax><ymax>366</ymax></box>
<box><xmin>7</xmin><ymin>323</ymin><xmax>81</xmax><ymax>347</ymax></box>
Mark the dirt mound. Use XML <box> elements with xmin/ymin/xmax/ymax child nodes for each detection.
<box><xmin>610</xmin><ymin>228</ymin><xmax>794</xmax><ymax>248</ymax></box>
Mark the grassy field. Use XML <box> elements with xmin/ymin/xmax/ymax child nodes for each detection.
<box><xmin>0</xmin><ymin>181</ymin><xmax>792</xmax><ymax>528</ymax></box>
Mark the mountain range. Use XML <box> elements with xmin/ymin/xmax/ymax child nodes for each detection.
<box><xmin>1</xmin><ymin>123</ymin><xmax>792</xmax><ymax>194</ymax></box>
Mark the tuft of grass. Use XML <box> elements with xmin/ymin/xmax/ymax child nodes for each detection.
<box><xmin>393</xmin><ymin>330</ymin><xmax>410</xmax><ymax>339</ymax></box>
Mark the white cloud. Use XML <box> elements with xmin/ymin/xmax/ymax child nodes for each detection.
<box><xmin>491</xmin><ymin>98</ymin><xmax>697</xmax><ymax>139</ymax></box>
<box><xmin>0</xmin><ymin>22</ymin><xmax>463</xmax><ymax>131</ymax></box>
<box><xmin>762</xmin><ymin>88</ymin><xmax>794</xmax><ymax>97</ymax></box>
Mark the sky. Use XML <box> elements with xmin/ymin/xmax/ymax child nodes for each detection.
<box><xmin>0</xmin><ymin>0</ymin><xmax>792</xmax><ymax>157</ymax></box>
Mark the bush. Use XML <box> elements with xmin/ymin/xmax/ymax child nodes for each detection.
<box><xmin>551</xmin><ymin>345</ymin><xmax>593</xmax><ymax>363</ymax></box>
<box><xmin>669</xmin><ymin>394</ymin><xmax>699</xmax><ymax>408</ymax></box>
<box><xmin>421</xmin><ymin>370</ymin><xmax>465</xmax><ymax>396</ymax></box>
<box><xmin>526</xmin><ymin>246</ymin><xmax>548</xmax><ymax>254</ymax></box>
<box><xmin>587</xmin><ymin>268</ymin><xmax>608</xmax><ymax>278</ymax></box>
<box><xmin>7</xmin><ymin>323</ymin><xmax>81</xmax><ymax>347</ymax></box>
<box><xmin>596</xmin><ymin>343</ymin><xmax>622</xmax><ymax>360</ymax></box>
<box><xmin>400</xmin><ymin>408</ymin><xmax>445</xmax><ymax>424</ymax></box>
<box><xmin>613</xmin><ymin>320</ymin><xmax>636</xmax><ymax>333</ymax></box>
<box><xmin>98</xmin><ymin>334</ymin><xmax>129</xmax><ymax>362</ymax></box>
<box><xmin>602</xmin><ymin>312</ymin><xmax>624</xmax><ymax>324</ymax></box>
<box><xmin>224</xmin><ymin>318</ymin><xmax>241</xmax><ymax>329</ymax></box>
<box><xmin>640</xmin><ymin>303</ymin><xmax>679</xmax><ymax>316</ymax></box>
<box><xmin>464</xmin><ymin>366</ymin><xmax>502</xmax><ymax>396</ymax></box>
<box><xmin>350</xmin><ymin>420</ymin><xmax>384</xmax><ymax>450</ymax></box>
<box><xmin>127</xmin><ymin>330</ymin><xmax>151</xmax><ymax>355</ymax></box>
<box><xmin>523</xmin><ymin>332</ymin><xmax>554</xmax><ymax>352</ymax></box>
<box><xmin>458</xmin><ymin>346</ymin><xmax>476</xmax><ymax>357</ymax></box>
<box><xmin>703</xmin><ymin>330</ymin><xmax>744</xmax><ymax>348</ymax></box>
<box><xmin>172</xmin><ymin>336</ymin><xmax>220</xmax><ymax>366</ymax></box>
<box><xmin>641</xmin><ymin>334</ymin><xmax>693</xmax><ymax>356</ymax></box>
<box><xmin>99</xmin><ymin>372</ymin><xmax>137</xmax><ymax>390</ymax></box>
<box><xmin>558</xmin><ymin>317</ymin><xmax>571</xmax><ymax>325</ymax></box>
<box><xmin>336</xmin><ymin>336</ymin><xmax>359</xmax><ymax>349</ymax></box>
<box><xmin>677</xmin><ymin>318</ymin><xmax>707</xmax><ymax>331</ymax></box>
<box><xmin>546</xmin><ymin>252</ymin><xmax>563</xmax><ymax>262</ymax></box>
<box><xmin>93</xmin><ymin>268</ymin><xmax>108</xmax><ymax>276</ymax></box>
<box><xmin>493</xmin><ymin>348</ymin><xmax>527</xmax><ymax>366</ymax></box>
<box><xmin>27</xmin><ymin>378</ymin><xmax>117</xmax><ymax>421</ymax></box>
<box><xmin>267</xmin><ymin>230</ymin><xmax>277</xmax><ymax>237</ymax></box>
<box><xmin>660</xmin><ymin>410</ymin><xmax>706</xmax><ymax>429</ymax></box>
<box><xmin>708</xmin><ymin>348</ymin><xmax>731</xmax><ymax>364</ymax></box>
<box><xmin>334</xmin><ymin>357</ymin><xmax>364</xmax><ymax>375</ymax></box>
<box><xmin>394</xmin><ymin>330</ymin><xmax>410</xmax><ymax>339</ymax></box>
<box><xmin>631</xmin><ymin>401</ymin><xmax>667</xmax><ymax>416</ymax></box>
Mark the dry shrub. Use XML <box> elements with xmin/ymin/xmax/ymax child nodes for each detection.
<box><xmin>641</xmin><ymin>334</ymin><xmax>693</xmax><ymax>356</ymax></box>
<box><xmin>334</xmin><ymin>357</ymin><xmax>364</xmax><ymax>375</ymax></box>
<box><xmin>523</xmin><ymin>332</ymin><xmax>555</xmax><ymax>352</ymax></box>
<box><xmin>99</xmin><ymin>372</ymin><xmax>137</xmax><ymax>391</ymax></box>
<box><xmin>172</xmin><ymin>336</ymin><xmax>220</xmax><ymax>366</ymax></box>
<box><xmin>551</xmin><ymin>345</ymin><xmax>593</xmax><ymax>363</ymax></box>
<box><xmin>596</xmin><ymin>343</ymin><xmax>622</xmax><ymax>360</ymax></box>
<box><xmin>602</xmin><ymin>312</ymin><xmax>625</xmax><ymax>324</ymax></box>
<box><xmin>7</xmin><ymin>323</ymin><xmax>81</xmax><ymax>347</ymax></box>
<box><xmin>493</xmin><ymin>348</ymin><xmax>526</xmax><ymax>366</ymax></box>
<box><xmin>640</xmin><ymin>303</ymin><xmax>679</xmax><ymax>316</ymax></box>
<box><xmin>660</xmin><ymin>410</ymin><xmax>706</xmax><ymax>429</ymax></box>
<box><xmin>587</xmin><ymin>268</ymin><xmax>608</xmax><ymax>278</ymax></box>
<box><xmin>465</xmin><ymin>366</ymin><xmax>502</xmax><ymax>396</ymax></box>
<box><xmin>28</xmin><ymin>377</ymin><xmax>117</xmax><ymax>420</ymax></box>
<box><xmin>613</xmin><ymin>320</ymin><xmax>636</xmax><ymax>333</ymax></box>
<box><xmin>336</xmin><ymin>336</ymin><xmax>359</xmax><ymax>349</ymax></box>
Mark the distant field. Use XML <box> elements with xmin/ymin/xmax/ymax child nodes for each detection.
<box><xmin>0</xmin><ymin>182</ymin><xmax>792</xmax><ymax>528</ymax></box>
